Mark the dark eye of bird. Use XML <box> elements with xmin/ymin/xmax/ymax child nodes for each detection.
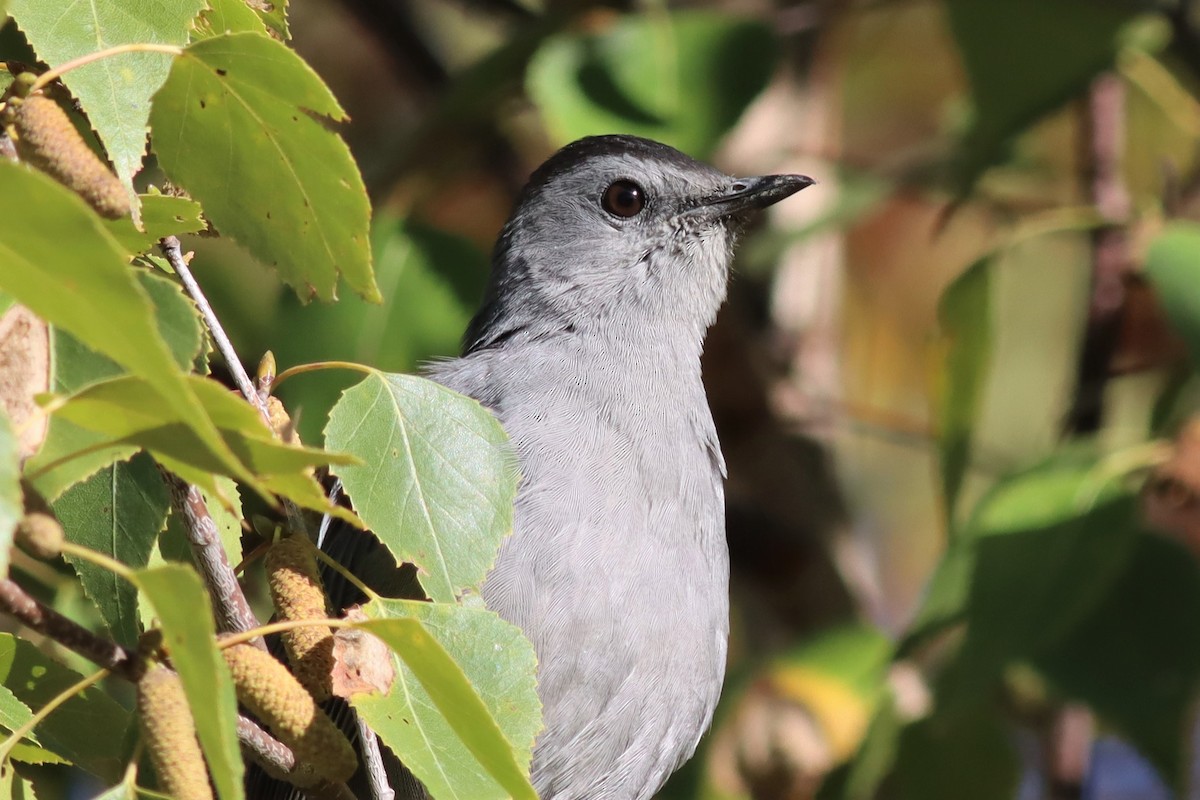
<box><xmin>601</xmin><ymin>180</ymin><xmax>646</xmax><ymax>218</ymax></box>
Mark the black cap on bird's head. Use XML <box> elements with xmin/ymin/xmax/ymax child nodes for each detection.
<box><xmin>467</xmin><ymin>135</ymin><xmax>814</xmax><ymax>352</ymax></box>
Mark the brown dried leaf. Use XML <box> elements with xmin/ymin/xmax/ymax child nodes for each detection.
<box><xmin>331</xmin><ymin>607</ymin><xmax>394</xmax><ymax>698</ymax></box>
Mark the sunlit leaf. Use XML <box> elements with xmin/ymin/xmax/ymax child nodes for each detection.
<box><xmin>24</xmin><ymin>270</ymin><xmax>204</xmax><ymax>500</ymax></box>
<box><xmin>44</xmin><ymin>373</ymin><xmax>356</xmax><ymax>517</ymax></box>
<box><xmin>0</xmin><ymin>767</ymin><xmax>37</xmax><ymax>799</ymax></box>
<box><xmin>0</xmin><ymin>681</ymin><xmax>35</xmax><ymax>748</ymax></box>
<box><xmin>351</xmin><ymin>598</ymin><xmax>539</xmax><ymax>800</ymax></box>
<box><xmin>325</xmin><ymin>371</ymin><xmax>517</xmax><ymax>602</ymax></box>
<box><xmin>52</xmin><ymin>454</ymin><xmax>168</xmax><ymax>648</ymax></box>
<box><xmin>0</xmin><ymin>161</ymin><xmax>244</xmax><ymax>484</ymax></box>
<box><xmin>936</xmin><ymin>257</ymin><xmax>992</xmax><ymax>525</ymax></box>
<box><xmin>255</xmin><ymin>0</ymin><xmax>288</xmax><ymax>40</ymax></box>
<box><xmin>0</xmin><ymin>634</ymin><xmax>133</xmax><ymax>782</ymax></box>
<box><xmin>134</xmin><ymin>564</ymin><xmax>242</xmax><ymax>800</ymax></box>
<box><xmin>150</xmin><ymin>32</ymin><xmax>377</xmax><ymax>302</ymax></box>
<box><xmin>102</xmin><ymin>195</ymin><xmax>206</xmax><ymax>256</ymax></box>
<box><xmin>7</xmin><ymin>0</ymin><xmax>205</xmax><ymax>205</ymax></box>
<box><xmin>192</xmin><ymin>0</ymin><xmax>269</xmax><ymax>39</ymax></box>
<box><xmin>528</xmin><ymin>12</ymin><xmax>776</xmax><ymax>158</ymax></box>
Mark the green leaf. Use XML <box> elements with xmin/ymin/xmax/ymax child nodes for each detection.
<box><xmin>351</xmin><ymin>598</ymin><xmax>539</xmax><ymax>800</ymax></box>
<box><xmin>102</xmin><ymin>195</ymin><xmax>206</xmax><ymax>256</ymax></box>
<box><xmin>42</xmin><ymin>373</ymin><xmax>356</xmax><ymax>517</ymax></box>
<box><xmin>0</xmin><ymin>768</ymin><xmax>37</xmax><ymax>799</ymax></box>
<box><xmin>0</xmin><ymin>160</ymin><xmax>244</xmax><ymax>485</ymax></box>
<box><xmin>527</xmin><ymin>11</ymin><xmax>776</xmax><ymax>158</ymax></box>
<box><xmin>944</xmin><ymin>0</ymin><xmax>1145</xmax><ymax>189</ymax></box>
<box><xmin>134</xmin><ymin>564</ymin><xmax>242</xmax><ymax>800</ymax></box>
<box><xmin>776</xmin><ymin>624</ymin><xmax>891</xmax><ymax>701</ymax></box>
<box><xmin>24</xmin><ymin>269</ymin><xmax>204</xmax><ymax>500</ymax></box>
<box><xmin>1146</xmin><ymin>222</ymin><xmax>1200</xmax><ymax>368</ymax></box>
<box><xmin>254</xmin><ymin>0</ymin><xmax>288</xmax><ymax>40</ymax></box>
<box><xmin>892</xmin><ymin>709</ymin><xmax>1019</xmax><ymax>800</ymax></box>
<box><xmin>192</xmin><ymin>0</ymin><xmax>269</xmax><ymax>38</ymax></box>
<box><xmin>150</xmin><ymin>32</ymin><xmax>377</xmax><ymax>303</ymax></box>
<box><xmin>937</xmin><ymin>257</ymin><xmax>992</xmax><ymax>524</ymax></box>
<box><xmin>1033</xmin><ymin>535</ymin><xmax>1200</xmax><ymax>789</ymax></box>
<box><xmin>937</xmin><ymin>456</ymin><xmax>1142</xmax><ymax>708</ymax></box>
<box><xmin>0</xmin><ymin>634</ymin><xmax>133</xmax><ymax>782</ymax></box>
<box><xmin>7</xmin><ymin>0</ymin><xmax>205</xmax><ymax>204</ymax></box>
<box><xmin>0</xmin><ymin>412</ymin><xmax>19</xmax><ymax>579</ymax></box>
<box><xmin>0</xmin><ymin>682</ymin><xmax>36</xmax><ymax>747</ymax></box>
<box><xmin>325</xmin><ymin>371</ymin><xmax>517</xmax><ymax>602</ymax></box>
<box><xmin>52</xmin><ymin>454</ymin><xmax>168</xmax><ymax>648</ymax></box>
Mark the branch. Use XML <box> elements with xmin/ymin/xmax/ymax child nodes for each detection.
<box><xmin>159</xmin><ymin>236</ymin><xmax>270</xmax><ymax>426</ymax></box>
<box><xmin>161</xmin><ymin>470</ymin><xmax>265</xmax><ymax>649</ymax></box>
<box><xmin>0</xmin><ymin>578</ymin><xmax>143</xmax><ymax>681</ymax></box>
<box><xmin>237</xmin><ymin>714</ymin><xmax>294</xmax><ymax>777</ymax></box>
<box><xmin>158</xmin><ymin>237</ymin><xmax>309</xmax><ymax>533</ymax></box>
<box><xmin>0</xmin><ymin>578</ymin><xmax>354</xmax><ymax>795</ymax></box>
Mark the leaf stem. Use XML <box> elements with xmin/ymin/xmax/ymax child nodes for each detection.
<box><xmin>219</xmin><ymin>617</ymin><xmax>353</xmax><ymax>649</ymax></box>
<box><xmin>30</xmin><ymin>44</ymin><xmax>184</xmax><ymax>94</ymax></box>
<box><xmin>272</xmin><ymin>361</ymin><xmax>375</xmax><ymax>390</ymax></box>
<box><xmin>312</xmin><ymin>545</ymin><xmax>379</xmax><ymax>601</ymax></box>
<box><xmin>0</xmin><ymin>667</ymin><xmax>109</xmax><ymax>766</ymax></box>
<box><xmin>59</xmin><ymin>540</ymin><xmax>136</xmax><ymax>584</ymax></box>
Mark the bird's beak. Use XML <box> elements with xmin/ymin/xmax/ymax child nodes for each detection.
<box><xmin>692</xmin><ymin>174</ymin><xmax>815</xmax><ymax>219</ymax></box>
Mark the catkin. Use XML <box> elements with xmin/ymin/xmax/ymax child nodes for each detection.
<box><xmin>265</xmin><ymin>535</ymin><xmax>334</xmax><ymax>701</ymax></box>
<box><xmin>223</xmin><ymin>643</ymin><xmax>356</xmax><ymax>786</ymax></box>
<box><xmin>6</xmin><ymin>94</ymin><xmax>130</xmax><ymax>219</ymax></box>
<box><xmin>14</xmin><ymin>512</ymin><xmax>63</xmax><ymax>559</ymax></box>
<box><xmin>137</xmin><ymin>666</ymin><xmax>213</xmax><ymax>800</ymax></box>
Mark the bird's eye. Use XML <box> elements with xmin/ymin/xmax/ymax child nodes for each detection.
<box><xmin>601</xmin><ymin>180</ymin><xmax>646</xmax><ymax>218</ymax></box>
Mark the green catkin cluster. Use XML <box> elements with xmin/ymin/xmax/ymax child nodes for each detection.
<box><xmin>5</xmin><ymin>94</ymin><xmax>130</xmax><ymax>219</ymax></box>
<box><xmin>14</xmin><ymin>512</ymin><xmax>63</xmax><ymax>559</ymax></box>
<box><xmin>137</xmin><ymin>666</ymin><xmax>214</xmax><ymax>800</ymax></box>
<box><xmin>223</xmin><ymin>643</ymin><xmax>356</xmax><ymax>786</ymax></box>
<box><xmin>265</xmin><ymin>535</ymin><xmax>335</xmax><ymax>702</ymax></box>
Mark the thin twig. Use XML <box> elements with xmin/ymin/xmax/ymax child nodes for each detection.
<box><xmin>0</xmin><ymin>578</ymin><xmax>143</xmax><ymax>681</ymax></box>
<box><xmin>161</xmin><ymin>471</ymin><xmax>265</xmax><ymax>649</ymax></box>
<box><xmin>219</xmin><ymin>617</ymin><xmax>352</xmax><ymax>650</ymax></box>
<box><xmin>159</xmin><ymin>236</ymin><xmax>270</xmax><ymax>426</ymax></box>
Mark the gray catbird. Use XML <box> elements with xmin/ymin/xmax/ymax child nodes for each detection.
<box><xmin>254</xmin><ymin>135</ymin><xmax>812</xmax><ymax>799</ymax></box>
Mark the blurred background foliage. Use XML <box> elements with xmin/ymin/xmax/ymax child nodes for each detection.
<box><xmin>191</xmin><ymin>0</ymin><xmax>1200</xmax><ymax>796</ymax></box>
<box><xmin>11</xmin><ymin>0</ymin><xmax>1200</xmax><ymax>796</ymax></box>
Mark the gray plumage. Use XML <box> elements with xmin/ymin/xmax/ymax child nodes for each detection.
<box><xmin>249</xmin><ymin>135</ymin><xmax>811</xmax><ymax>800</ymax></box>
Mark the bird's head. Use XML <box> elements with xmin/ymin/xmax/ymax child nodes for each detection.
<box><xmin>465</xmin><ymin>135</ymin><xmax>813</xmax><ymax>352</ymax></box>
